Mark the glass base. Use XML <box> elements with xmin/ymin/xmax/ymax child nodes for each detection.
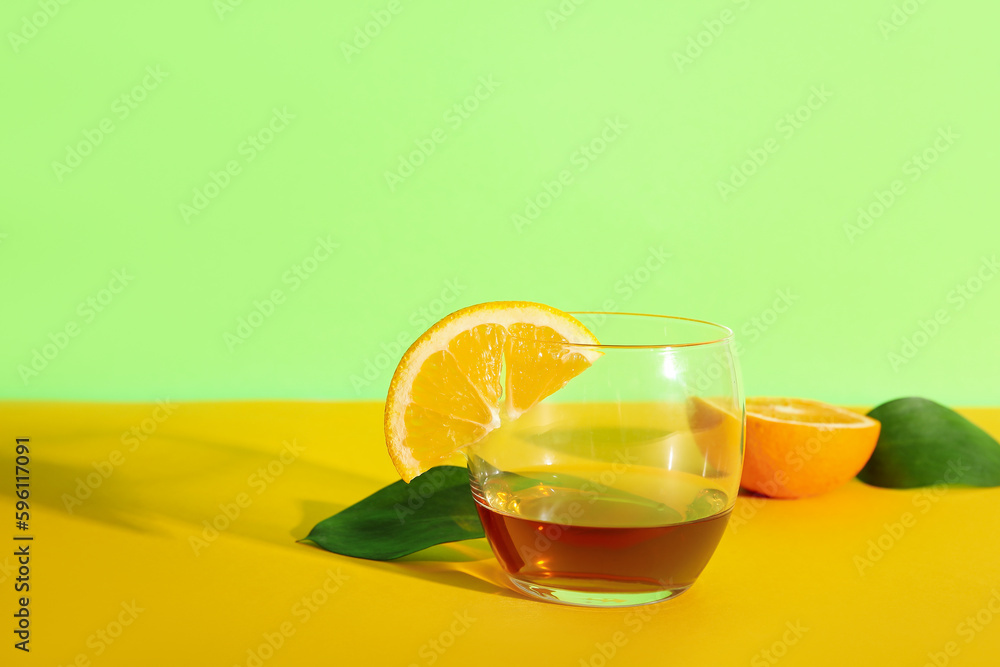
<box><xmin>506</xmin><ymin>576</ymin><xmax>692</xmax><ymax>608</ymax></box>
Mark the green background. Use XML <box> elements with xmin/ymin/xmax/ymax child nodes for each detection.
<box><xmin>2</xmin><ymin>0</ymin><xmax>998</xmax><ymax>405</ymax></box>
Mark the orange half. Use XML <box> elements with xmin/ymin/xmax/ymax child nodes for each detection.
<box><xmin>743</xmin><ymin>397</ymin><xmax>880</xmax><ymax>498</ymax></box>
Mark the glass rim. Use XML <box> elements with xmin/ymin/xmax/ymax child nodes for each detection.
<box><xmin>515</xmin><ymin>311</ymin><xmax>735</xmax><ymax>350</ymax></box>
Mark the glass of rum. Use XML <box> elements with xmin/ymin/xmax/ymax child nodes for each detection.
<box><xmin>467</xmin><ymin>313</ymin><xmax>743</xmax><ymax>607</ymax></box>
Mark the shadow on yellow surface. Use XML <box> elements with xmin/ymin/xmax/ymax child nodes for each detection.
<box><xmin>298</xmin><ymin>539</ymin><xmax>523</xmax><ymax>599</ymax></box>
<box><xmin>2</xmin><ymin>401</ymin><xmax>521</xmax><ymax>600</ymax></box>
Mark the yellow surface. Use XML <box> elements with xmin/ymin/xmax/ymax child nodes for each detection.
<box><xmin>2</xmin><ymin>401</ymin><xmax>1000</xmax><ymax>667</ymax></box>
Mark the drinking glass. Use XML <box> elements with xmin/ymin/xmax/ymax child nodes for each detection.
<box><xmin>467</xmin><ymin>313</ymin><xmax>743</xmax><ymax>607</ymax></box>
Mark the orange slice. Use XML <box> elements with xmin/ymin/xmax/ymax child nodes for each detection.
<box><xmin>384</xmin><ymin>301</ymin><xmax>601</xmax><ymax>482</ymax></box>
<box><xmin>743</xmin><ymin>397</ymin><xmax>881</xmax><ymax>498</ymax></box>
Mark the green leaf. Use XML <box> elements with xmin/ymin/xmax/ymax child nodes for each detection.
<box><xmin>857</xmin><ymin>397</ymin><xmax>1000</xmax><ymax>489</ymax></box>
<box><xmin>301</xmin><ymin>466</ymin><xmax>484</xmax><ymax>560</ymax></box>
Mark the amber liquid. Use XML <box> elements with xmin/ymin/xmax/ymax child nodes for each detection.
<box><xmin>474</xmin><ymin>485</ymin><xmax>731</xmax><ymax>595</ymax></box>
